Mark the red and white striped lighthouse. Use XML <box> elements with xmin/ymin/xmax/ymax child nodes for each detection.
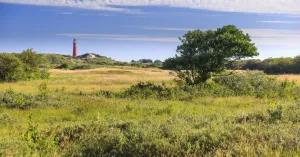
<box><xmin>73</xmin><ymin>39</ymin><xmax>77</xmax><ymax>57</ymax></box>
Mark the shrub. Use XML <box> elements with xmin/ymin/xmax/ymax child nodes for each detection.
<box><xmin>0</xmin><ymin>53</ymin><xmax>24</xmax><ymax>82</ymax></box>
<box><xmin>0</xmin><ymin>89</ymin><xmax>36</xmax><ymax>109</ymax></box>
<box><xmin>56</xmin><ymin>62</ymin><xmax>71</xmax><ymax>69</ymax></box>
<box><xmin>38</xmin><ymin>82</ymin><xmax>50</xmax><ymax>100</ymax></box>
<box><xmin>214</xmin><ymin>71</ymin><xmax>281</xmax><ymax>98</ymax></box>
<box><xmin>268</xmin><ymin>105</ymin><xmax>283</xmax><ymax>122</ymax></box>
<box><xmin>71</xmin><ymin>65</ymin><xmax>92</xmax><ymax>70</ymax></box>
<box><xmin>121</xmin><ymin>82</ymin><xmax>178</xmax><ymax>100</ymax></box>
<box><xmin>22</xmin><ymin>115</ymin><xmax>58</xmax><ymax>156</ymax></box>
<box><xmin>0</xmin><ymin>50</ymin><xmax>50</xmax><ymax>82</ymax></box>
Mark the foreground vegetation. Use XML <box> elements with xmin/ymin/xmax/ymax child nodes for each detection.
<box><xmin>1</xmin><ymin>67</ymin><xmax>300</xmax><ymax>156</ymax></box>
<box><xmin>1</xmin><ymin>25</ymin><xmax>300</xmax><ymax>156</ymax></box>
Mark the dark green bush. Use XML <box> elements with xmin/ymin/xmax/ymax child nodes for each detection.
<box><xmin>0</xmin><ymin>53</ymin><xmax>24</xmax><ymax>82</ymax></box>
<box><xmin>56</xmin><ymin>63</ymin><xmax>71</xmax><ymax>69</ymax></box>
<box><xmin>0</xmin><ymin>50</ymin><xmax>50</xmax><ymax>82</ymax></box>
<box><xmin>268</xmin><ymin>105</ymin><xmax>283</xmax><ymax>122</ymax></box>
<box><xmin>121</xmin><ymin>82</ymin><xmax>179</xmax><ymax>100</ymax></box>
<box><xmin>71</xmin><ymin>65</ymin><xmax>92</xmax><ymax>70</ymax></box>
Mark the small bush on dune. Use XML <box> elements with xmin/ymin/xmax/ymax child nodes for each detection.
<box><xmin>0</xmin><ymin>89</ymin><xmax>35</xmax><ymax>109</ymax></box>
<box><xmin>214</xmin><ymin>71</ymin><xmax>279</xmax><ymax>97</ymax></box>
<box><xmin>71</xmin><ymin>65</ymin><xmax>92</xmax><ymax>70</ymax></box>
<box><xmin>0</xmin><ymin>83</ymin><xmax>68</xmax><ymax>109</ymax></box>
<box><xmin>213</xmin><ymin>71</ymin><xmax>300</xmax><ymax>98</ymax></box>
<box><xmin>121</xmin><ymin>82</ymin><xmax>179</xmax><ymax>100</ymax></box>
<box><xmin>56</xmin><ymin>62</ymin><xmax>71</xmax><ymax>69</ymax></box>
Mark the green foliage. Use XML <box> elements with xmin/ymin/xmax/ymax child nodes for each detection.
<box><xmin>0</xmin><ymin>89</ymin><xmax>27</xmax><ymax>109</ymax></box>
<box><xmin>230</xmin><ymin>55</ymin><xmax>300</xmax><ymax>74</ymax></box>
<box><xmin>38</xmin><ymin>82</ymin><xmax>50</xmax><ymax>100</ymax></box>
<box><xmin>94</xmin><ymin>71</ymin><xmax>300</xmax><ymax>101</ymax></box>
<box><xmin>213</xmin><ymin>71</ymin><xmax>300</xmax><ymax>98</ymax></box>
<box><xmin>167</xmin><ymin>25</ymin><xmax>258</xmax><ymax>85</ymax></box>
<box><xmin>18</xmin><ymin>49</ymin><xmax>42</xmax><ymax>71</ymax></box>
<box><xmin>121</xmin><ymin>82</ymin><xmax>179</xmax><ymax>100</ymax></box>
<box><xmin>22</xmin><ymin>115</ymin><xmax>58</xmax><ymax>156</ymax></box>
<box><xmin>268</xmin><ymin>105</ymin><xmax>283</xmax><ymax>122</ymax></box>
<box><xmin>71</xmin><ymin>64</ymin><xmax>92</xmax><ymax>70</ymax></box>
<box><xmin>95</xmin><ymin>82</ymin><xmax>180</xmax><ymax>100</ymax></box>
<box><xmin>0</xmin><ymin>49</ymin><xmax>49</xmax><ymax>82</ymax></box>
<box><xmin>0</xmin><ymin>85</ymin><xmax>68</xmax><ymax>109</ymax></box>
<box><xmin>53</xmin><ymin>108</ymin><xmax>300</xmax><ymax>156</ymax></box>
<box><xmin>56</xmin><ymin>62</ymin><xmax>71</xmax><ymax>69</ymax></box>
<box><xmin>0</xmin><ymin>53</ymin><xmax>24</xmax><ymax>82</ymax></box>
<box><xmin>214</xmin><ymin>71</ymin><xmax>280</xmax><ymax>98</ymax></box>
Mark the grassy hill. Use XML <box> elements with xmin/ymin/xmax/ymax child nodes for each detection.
<box><xmin>41</xmin><ymin>53</ymin><xmax>162</xmax><ymax>70</ymax></box>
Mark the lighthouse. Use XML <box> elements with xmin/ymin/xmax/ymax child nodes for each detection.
<box><xmin>73</xmin><ymin>39</ymin><xmax>77</xmax><ymax>57</ymax></box>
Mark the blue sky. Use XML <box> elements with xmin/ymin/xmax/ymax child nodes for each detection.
<box><xmin>0</xmin><ymin>0</ymin><xmax>300</xmax><ymax>61</ymax></box>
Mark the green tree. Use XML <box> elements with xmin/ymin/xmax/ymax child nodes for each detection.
<box><xmin>0</xmin><ymin>53</ymin><xmax>24</xmax><ymax>82</ymax></box>
<box><xmin>18</xmin><ymin>49</ymin><xmax>42</xmax><ymax>72</ymax></box>
<box><xmin>18</xmin><ymin>49</ymin><xmax>49</xmax><ymax>80</ymax></box>
<box><xmin>294</xmin><ymin>56</ymin><xmax>300</xmax><ymax>73</ymax></box>
<box><xmin>169</xmin><ymin>25</ymin><xmax>259</xmax><ymax>85</ymax></box>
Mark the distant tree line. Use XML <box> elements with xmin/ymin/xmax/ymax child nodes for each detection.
<box><xmin>228</xmin><ymin>56</ymin><xmax>300</xmax><ymax>74</ymax></box>
<box><xmin>0</xmin><ymin>49</ymin><xmax>49</xmax><ymax>82</ymax></box>
<box><xmin>131</xmin><ymin>59</ymin><xmax>162</xmax><ymax>64</ymax></box>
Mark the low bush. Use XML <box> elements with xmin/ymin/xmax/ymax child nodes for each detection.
<box><xmin>56</xmin><ymin>63</ymin><xmax>71</xmax><ymax>69</ymax></box>
<box><xmin>71</xmin><ymin>65</ymin><xmax>92</xmax><ymax>70</ymax></box>
<box><xmin>0</xmin><ymin>85</ymin><xmax>68</xmax><ymax>109</ymax></box>
<box><xmin>94</xmin><ymin>72</ymin><xmax>300</xmax><ymax>101</ymax></box>
<box><xmin>121</xmin><ymin>82</ymin><xmax>177</xmax><ymax>100</ymax></box>
<box><xmin>213</xmin><ymin>71</ymin><xmax>300</xmax><ymax>99</ymax></box>
<box><xmin>0</xmin><ymin>89</ymin><xmax>35</xmax><ymax>109</ymax></box>
<box><xmin>52</xmin><ymin>110</ymin><xmax>300</xmax><ymax>156</ymax></box>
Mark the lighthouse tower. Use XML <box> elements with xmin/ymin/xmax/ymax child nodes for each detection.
<box><xmin>73</xmin><ymin>39</ymin><xmax>77</xmax><ymax>57</ymax></box>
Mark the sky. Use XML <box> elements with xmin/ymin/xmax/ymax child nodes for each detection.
<box><xmin>0</xmin><ymin>0</ymin><xmax>300</xmax><ymax>62</ymax></box>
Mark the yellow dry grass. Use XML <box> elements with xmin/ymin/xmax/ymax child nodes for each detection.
<box><xmin>273</xmin><ymin>75</ymin><xmax>300</xmax><ymax>85</ymax></box>
<box><xmin>0</xmin><ymin>67</ymin><xmax>174</xmax><ymax>93</ymax></box>
<box><xmin>0</xmin><ymin>67</ymin><xmax>299</xmax><ymax>93</ymax></box>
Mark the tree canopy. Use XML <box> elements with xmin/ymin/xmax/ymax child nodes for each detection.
<box><xmin>164</xmin><ymin>25</ymin><xmax>259</xmax><ymax>85</ymax></box>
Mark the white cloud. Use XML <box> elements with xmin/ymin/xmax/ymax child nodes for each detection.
<box><xmin>287</xmin><ymin>15</ymin><xmax>300</xmax><ymax>18</ymax></box>
<box><xmin>57</xmin><ymin>28</ymin><xmax>300</xmax><ymax>46</ymax></box>
<box><xmin>1</xmin><ymin>0</ymin><xmax>300</xmax><ymax>15</ymax></box>
<box><xmin>142</xmin><ymin>27</ymin><xmax>195</xmax><ymax>31</ymax></box>
<box><xmin>57</xmin><ymin>33</ymin><xmax>178</xmax><ymax>42</ymax></box>
<box><xmin>257</xmin><ymin>21</ymin><xmax>300</xmax><ymax>24</ymax></box>
<box><xmin>252</xmin><ymin>38</ymin><xmax>300</xmax><ymax>46</ymax></box>
<box><xmin>60</xmin><ymin>12</ymin><xmax>72</xmax><ymax>15</ymax></box>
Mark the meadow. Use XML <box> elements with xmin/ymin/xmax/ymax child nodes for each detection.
<box><xmin>1</xmin><ymin>67</ymin><xmax>300</xmax><ymax>156</ymax></box>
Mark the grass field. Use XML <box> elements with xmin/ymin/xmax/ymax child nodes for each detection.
<box><xmin>0</xmin><ymin>67</ymin><xmax>174</xmax><ymax>93</ymax></box>
<box><xmin>1</xmin><ymin>67</ymin><xmax>300</xmax><ymax>156</ymax></box>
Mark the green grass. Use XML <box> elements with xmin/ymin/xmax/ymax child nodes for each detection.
<box><xmin>1</xmin><ymin>67</ymin><xmax>300</xmax><ymax>156</ymax></box>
